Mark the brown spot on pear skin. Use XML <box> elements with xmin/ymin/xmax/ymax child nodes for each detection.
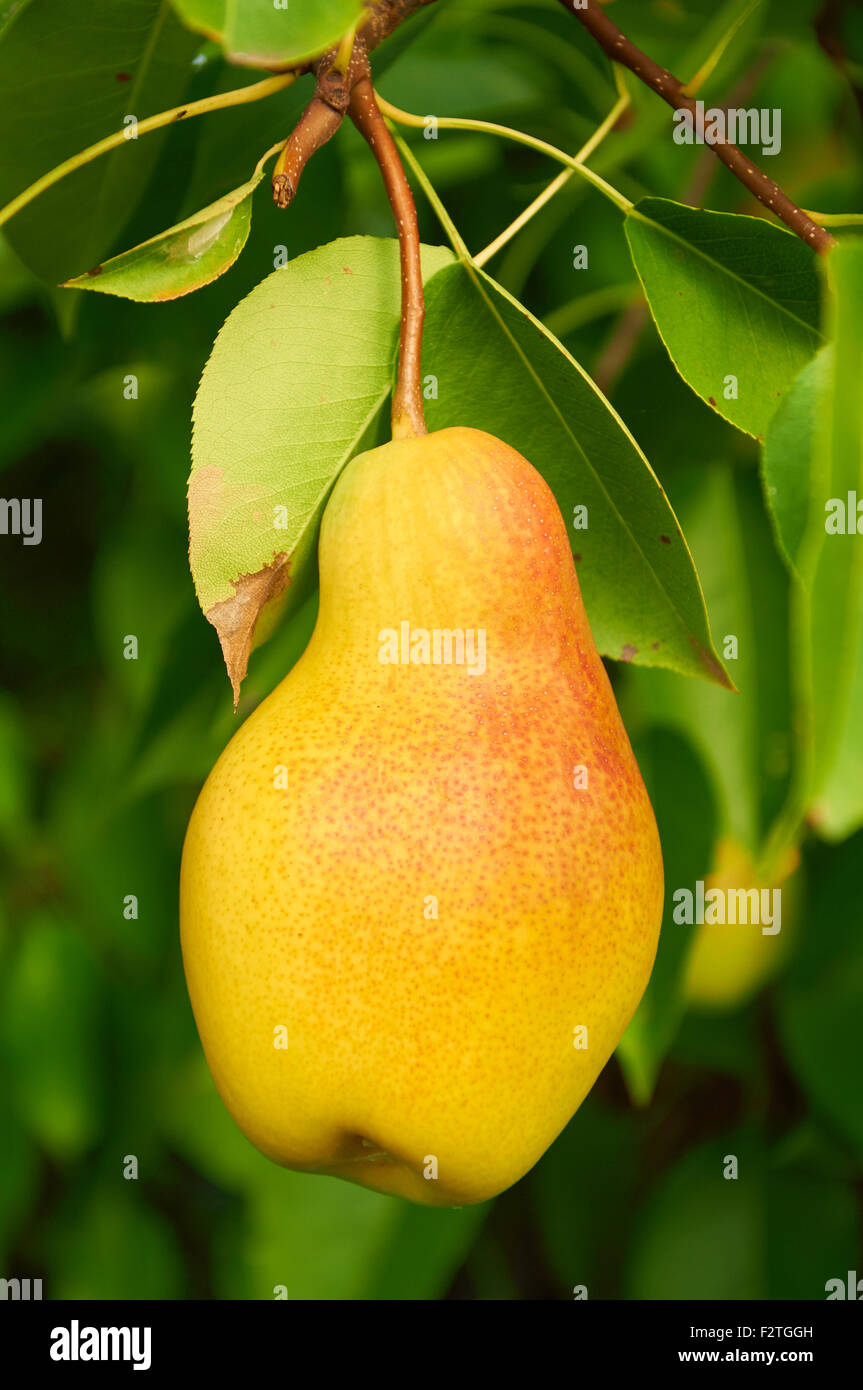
<box><xmin>621</xmin><ymin>644</ymin><xmax>637</xmax><ymax>662</ymax></box>
<box><xmin>660</xmin><ymin>535</ymin><xmax>671</xmax><ymax>545</ymax></box>
<box><xmin>708</xmin><ymin>396</ymin><xmax>717</xmax><ymax>407</ymax></box>
<box><xmin>206</xmin><ymin>556</ymin><xmax>290</xmax><ymax>710</ymax></box>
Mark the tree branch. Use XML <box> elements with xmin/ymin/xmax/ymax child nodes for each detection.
<box><xmin>0</xmin><ymin>2</ymin><xmax>440</xmax><ymax>232</ymax></box>
<box><xmin>557</xmin><ymin>0</ymin><xmax>836</xmax><ymax>254</ymax></box>
<box><xmin>349</xmin><ymin>78</ymin><xmax>426</xmax><ymax>439</ymax></box>
<box><xmin>594</xmin><ymin>46</ymin><xmax>784</xmax><ymax>398</ymax></box>
<box><xmin>272</xmin><ymin>0</ymin><xmax>438</xmax><ymax>208</ymax></box>
<box><xmin>272</xmin><ymin>98</ymin><xmax>344</xmax><ymax>207</ymax></box>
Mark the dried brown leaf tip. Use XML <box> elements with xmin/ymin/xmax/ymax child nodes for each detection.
<box><xmin>205</xmin><ymin>555</ymin><xmax>290</xmax><ymax>709</ymax></box>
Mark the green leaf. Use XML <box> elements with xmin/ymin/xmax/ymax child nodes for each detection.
<box><xmin>188</xmin><ymin>235</ymin><xmax>454</xmax><ymax>699</ymax></box>
<box><xmin>0</xmin><ymin>283</ymin><xmax>73</xmax><ymax>469</ymax></box>
<box><xmin>164</xmin><ymin>1061</ymin><xmax>401</xmax><ymax>1300</ymax></box>
<box><xmin>165</xmin><ymin>1058</ymin><xmax>483</xmax><ymax>1299</ymax></box>
<box><xmin>626</xmin><ymin>1133</ymin><xmax>765</xmax><ymax>1299</ymax></box>
<box><xmin>421</xmin><ymin>260</ymin><xmax>730</xmax><ymax>687</ymax></box>
<box><xmin>364</xmin><ymin>1204</ymin><xmax>487</xmax><ymax>1300</ymax></box>
<box><xmin>170</xmin><ymin>0</ymin><xmax>366</xmax><ymax>67</ymax></box>
<box><xmin>779</xmin><ymin>956</ymin><xmax>863</xmax><ymax>1154</ymax></box>
<box><xmin>0</xmin><ymin>0</ymin><xmax>200</xmax><ymax>283</ymax></box>
<box><xmin>669</xmin><ymin>1008</ymin><xmax>759</xmax><ymax>1081</ymax></box>
<box><xmin>0</xmin><ymin>1097</ymin><xmax>36</xmax><ymax>1264</ymax></box>
<box><xmin>616</xmin><ymin>728</ymin><xmax>718</xmax><ymax>1103</ymax></box>
<box><xmin>620</xmin><ymin>463</ymin><xmax>793</xmax><ymax>853</ymax></box>
<box><xmin>0</xmin><ymin>693</ymin><xmax>32</xmax><ymax>849</ymax></box>
<box><xmin>777</xmin><ymin>831</ymin><xmax>863</xmax><ymax>1154</ymax></box>
<box><xmin>0</xmin><ymin>915</ymin><xmax>104</xmax><ymax>1159</ymax></box>
<box><xmin>45</xmin><ymin>1181</ymin><xmax>185</xmax><ymax>1299</ymax></box>
<box><xmin>241</xmin><ymin>1175</ymin><xmax>399</xmax><ymax>1301</ymax></box>
<box><xmin>62</xmin><ymin>141</ymin><xmax>281</xmax><ymax>300</ymax></box>
<box><xmin>54</xmin><ymin>790</ymin><xmax>181</xmax><ymax>968</ymax></box>
<box><xmin>624</xmin><ymin>198</ymin><xmax>822</xmax><ymax>438</ymax></box>
<box><xmin>0</xmin><ymin>0</ymin><xmax>33</xmax><ymax>38</ymax></box>
<box><xmin>761</xmin><ymin>347</ymin><xmax>833</xmax><ymax>577</ymax></box>
<box><xmin>532</xmin><ymin>1104</ymin><xmax>638</xmax><ymax>1298</ymax></box>
<box><xmin>796</xmin><ymin>240</ymin><xmax>863</xmax><ymax>840</ymax></box>
<box><xmin>92</xmin><ymin>514</ymin><xmax>191</xmax><ymax>706</ymax></box>
<box><xmin>768</xmin><ymin>1166</ymin><xmax>859</xmax><ymax>1299</ymax></box>
<box><xmin>815</xmin><ymin>598</ymin><xmax>863</xmax><ymax>839</ymax></box>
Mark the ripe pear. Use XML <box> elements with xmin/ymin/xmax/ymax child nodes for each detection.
<box><xmin>180</xmin><ymin>426</ymin><xmax>663</xmax><ymax>1206</ymax></box>
<box><xmin>685</xmin><ymin>839</ymin><xmax>798</xmax><ymax>1009</ymax></box>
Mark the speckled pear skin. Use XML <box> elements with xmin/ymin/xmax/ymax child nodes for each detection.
<box><xmin>180</xmin><ymin>427</ymin><xmax>663</xmax><ymax>1206</ymax></box>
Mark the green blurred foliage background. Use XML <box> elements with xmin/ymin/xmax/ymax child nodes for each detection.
<box><xmin>1</xmin><ymin>0</ymin><xmax>862</xmax><ymax>1299</ymax></box>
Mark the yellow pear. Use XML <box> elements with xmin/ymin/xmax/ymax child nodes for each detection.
<box><xmin>685</xmin><ymin>838</ymin><xmax>798</xmax><ymax>1009</ymax></box>
<box><xmin>180</xmin><ymin>427</ymin><xmax>663</xmax><ymax>1205</ymax></box>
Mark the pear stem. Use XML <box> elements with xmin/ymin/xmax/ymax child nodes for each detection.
<box><xmin>349</xmin><ymin>77</ymin><xmax>427</xmax><ymax>439</ymax></box>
